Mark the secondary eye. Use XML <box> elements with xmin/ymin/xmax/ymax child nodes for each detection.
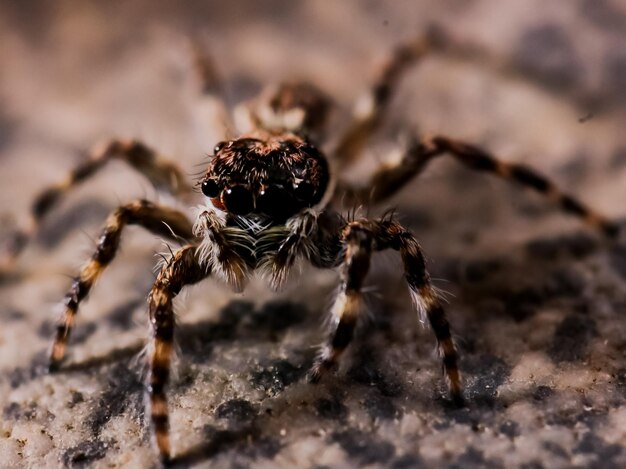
<box><xmin>223</xmin><ymin>186</ymin><xmax>254</xmax><ymax>215</ymax></box>
<box><xmin>257</xmin><ymin>185</ymin><xmax>296</xmax><ymax>219</ymax></box>
<box><xmin>201</xmin><ymin>179</ymin><xmax>220</xmax><ymax>198</ymax></box>
<box><xmin>214</xmin><ymin>141</ymin><xmax>227</xmax><ymax>154</ymax></box>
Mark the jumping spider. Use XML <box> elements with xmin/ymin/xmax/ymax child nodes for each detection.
<box><xmin>3</xmin><ymin>28</ymin><xmax>619</xmax><ymax>463</ymax></box>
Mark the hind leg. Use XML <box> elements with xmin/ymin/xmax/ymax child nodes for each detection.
<box><xmin>333</xmin><ymin>25</ymin><xmax>517</xmax><ymax>169</ymax></box>
<box><xmin>308</xmin><ymin>221</ymin><xmax>373</xmax><ymax>381</ymax></box>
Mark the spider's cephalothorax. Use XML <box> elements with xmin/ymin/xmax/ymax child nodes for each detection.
<box><xmin>6</xmin><ymin>27</ymin><xmax>620</xmax><ymax>463</ymax></box>
<box><xmin>201</xmin><ymin>131</ymin><xmax>330</xmax><ymax>221</ymax></box>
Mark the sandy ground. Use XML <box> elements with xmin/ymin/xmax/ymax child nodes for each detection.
<box><xmin>1</xmin><ymin>1</ymin><xmax>625</xmax><ymax>468</ymax></box>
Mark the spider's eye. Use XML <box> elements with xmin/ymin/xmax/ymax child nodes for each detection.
<box><xmin>294</xmin><ymin>181</ymin><xmax>315</xmax><ymax>203</ymax></box>
<box><xmin>223</xmin><ymin>186</ymin><xmax>254</xmax><ymax>215</ymax></box>
<box><xmin>214</xmin><ymin>141</ymin><xmax>227</xmax><ymax>154</ymax></box>
<box><xmin>201</xmin><ymin>179</ymin><xmax>220</xmax><ymax>198</ymax></box>
<box><xmin>257</xmin><ymin>185</ymin><xmax>296</xmax><ymax>219</ymax></box>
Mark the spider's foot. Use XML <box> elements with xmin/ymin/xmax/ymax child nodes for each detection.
<box><xmin>48</xmin><ymin>357</ymin><xmax>64</xmax><ymax>373</ymax></box>
<box><xmin>48</xmin><ymin>342</ymin><xmax>67</xmax><ymax>372</ymax></box>
<box><xmin>48</xmin><ymin>358</ymin><xmax>63</xmax><ymax>373</ymax></box>
<box><xmin>601</xmin><ymin>220</ymin><xmax>620</xmax><ymax>240</ymax></box>
<box><xmin>155</xmin><ymin>424</ymin><xmax>172</xmax><ymax>466</ymax></box>
<box><xmin>159</xmin><ymin>452</ymin><xmax>172</xmax><ymax>467</ymax></box>
<box><xmin>451</xmin><ymin>391</ymin><xmax>466</xmax><ymax>408</ymax></box>
<box><xmin>0</xmin><ymin>231</ymin><xmax>28</xmax><ymax>269</ymax></box>
<box><xmin>307</xmin><ymin>359</ymin><xmax>337</xmax><ymax>383</ymax></box>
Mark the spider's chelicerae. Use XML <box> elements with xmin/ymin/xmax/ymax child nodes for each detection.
<box><xmin>3</xmin><ymin>28</ymin><xmax>620</xmax><ymax>463</ymax></box>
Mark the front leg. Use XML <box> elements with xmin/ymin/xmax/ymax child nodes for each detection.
<box><xmin>309</xmin><ymin>217</ymin><xmax>463</xmax><ymax>405</ymax></box>
<box><xmin>148</xmin><ymin>245</ymin><xmax>210</xmax><ymax>463</ymax></box>
<box><xmin>382</xmin><ymin>220</ymin><xmax>463</xmax><ymax>405</ymax></box>
<box><xmin>308</xmin><ymin>221</ymin><xmax>372</xmax><ymax>381</ymax></box>
<box><xmin>49</xmin><ymin>199</ymin><xmax>194</xmax><ymax>370</ymax></box>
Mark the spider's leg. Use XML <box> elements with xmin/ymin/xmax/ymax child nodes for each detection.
<box><xmin>308</xmin><ymin>221</ymin><xmax>372</xmax><ymax>382</ymax></box>
<box><xmin>333</xmin><ymin>24</ymin><xmax>599</xmax><ymax>171</ymax></box>
<box><xmin>148</xmin><ymin>244</ymin><xmax>210</xmax><ymax>463</ymax></box>
<box><xmin>333</xmin><ymin>31</ymin><xmax>437</xmax><ymax>169</ymax></box>
<box><xmin>379</xmin><ymin>219</ymin><xmax>463</xmax><ymax>405</ymax></box>
<box><xmin>49</xmin><ymin>200</ymin><xmax>194</xmax><ymax>370</ymax></box>
<box><xmin>188</xmin><ymin>40</ymin><xmax>235</xmax><ymax>137</ymax></box>
<box><xmin>334</xmin><ymin>135</ymin><xmax>429</xmax><ymax>206</ymax></box>
<box><xmin>338</xmin><ymin>135</ymin><xmax>619</xmax><ymax>238</ymax></box>
<box><xmin>333</xmin><ymin>25</ymin><xmax>496</xmax><ymax>169</ymax></box>
<box><xmin>2</xmin><ymin>139</ymin><xmax>194</xmax><ymax>269</ymax></box>
<box><xmin>429</xmin><ymin>136</ymin><xmax>619</xmax><ymax>237</ymax></box>
<box><xmin>308</xmin><ymin>216</ymin><xmax>463</xmax><ymax>404</ymax></box>
<box><xmin>149</xmin><ymin>211</ymin><xmax>252</xmax><ymax>462</ymax></box>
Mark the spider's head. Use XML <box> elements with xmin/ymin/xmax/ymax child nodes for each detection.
<box><xmin>200</xmin><ymin>131</ymin><xmax>330</xmax><ymax>221</ymax></box>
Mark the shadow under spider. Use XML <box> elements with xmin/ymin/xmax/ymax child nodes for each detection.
<box><xmin>169</xmin><ymin>422</ymin><xmax>280</xmax><ymax>467</ymax></box>
<box><xmin>50</xmin><ymin>298</ymin><xmax>312</xmax><ymax>375</ymax></box>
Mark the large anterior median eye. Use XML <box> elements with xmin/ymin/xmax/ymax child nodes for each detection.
<box><xmin>257</xmin><ymin>185</ymin><xmax>297</xmax><ymax>219</ymax></box>
<box><xmin>223</xmin><ymin>186</ymin><xmax>254</xmax><ymax>215</ymax></box>
<box><xmin>294</xmin><ymin>181</ymin><xmax>315</xmax><ymax>203</ymax></box>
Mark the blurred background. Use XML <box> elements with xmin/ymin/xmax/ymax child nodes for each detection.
<box><xmin>1</xmin><ymin>1</ymin><xmax>625</xmax><ymax>257</ymax></box>
<box><xmin>0</xmin><ymin>1</ymin><xmax>625</xmax><ymax>468</ymax></box>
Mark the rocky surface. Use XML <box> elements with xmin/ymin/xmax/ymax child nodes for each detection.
<box><xmin>1</xmin><ymin>1</ymin><xmax>625</xmax><ymax>468</ymax></box>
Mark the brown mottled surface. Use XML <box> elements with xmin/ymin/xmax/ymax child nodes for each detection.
<box><xmin>1</xmin><ymin>1</ymin><xmax>625</xmax><ymax>468</ymax></box>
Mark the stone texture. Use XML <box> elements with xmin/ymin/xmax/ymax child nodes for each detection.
<box><xmin>1</xmin><ymin>1</ymin><xmax>625</xmax><ymax>468</ymax></box>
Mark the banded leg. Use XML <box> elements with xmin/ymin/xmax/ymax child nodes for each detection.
<box><xmin>148</xmin><ymin>245</ymin><xmax>210</xmax><ymax>462</ymax></box>
<box><xmin>309</xmin><ymin>217</ymin><xmax>463</xmax><ymax>404</ymax></box>
<box><xmin>337</xmin><ymin>135</ymin><xmax>619</xmax><ymax>238</ymax></box>
<box><xmin>1</xmin><ymin>139</ymin><xmax>194</xmax><ymax>269</ymax></box>
<box><xmin>334</xmin><ymin>136</ymin><xmax>428</xmax><ymax>206</ymax></box>
<box><xmin>333</xmin><ymin>29</ymin><xmax>440</xmax><ymax>168</ymax></box>
<box><xmin>334</xmin><ymin>25</ymin><xmax>504</xmax><ymax>169</ymax></box>
<box><xmin>188</xmin><ymin>40</ymin><xmax>236</xmax><ymax>137</ymax></box>
<box><xmin>309</xmin><ymin>222</ymin><xmax>373</xmax><ymax>381</ymax></box>
<box><xmin>49</xmin><ymin>200</ymin><xmax>194</xmax><ymax>370</ymax></box>
<box><xmin>379</xmin><ymin>219</ymin><xmax>463</xmax><ymax>405</ymax></box>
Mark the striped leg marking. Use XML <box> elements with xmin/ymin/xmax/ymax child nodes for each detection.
<box><xmin>309</xmin><ymin>217</ymin><xmax>462</xmax><ymax>403</ymax></box>
<box><xmin>333</xmin><ymin>25</ymin><xmax>503</xmax><ymax>169</ymax></box>
<box><xmin>430</xmin><ymin>136</ymin><xmax>619</xmax><ymax>238</ymax></box>
<box><xmin>338</xmin><ymin>134</ymin><xmax>619</xmax><ymax>239</ymax></box>
<box><xmin>333</xmin><ymin>33</ymin><xmax>436</xmax><ymax>168</ymax></box>
<box><xmin>2</xmin><ymin>139</ymin><xmax>193</xmax><ymax>269</ymax></box>
<box><xmin>309</xmin><ymin>222</ymin><xmax>373</xmax><ymax>382</ymax></box>
<box><xmin>49</xmin><ymin>200</ymin><xmax>194</xmax><ymax>370</ymax></box>
<box><xmin>334</xmin><ymin>135</ymin><xmax>429</xmax><ymax>206</ymax></box>
<box><xmin>188</xmin><ymin>40</ymin><xmax>236</xmax><ymax>138</ymax></box>
<box><xmin>148</xmin><ymin>245</ymin><xmax>210</xmax><ymax>462</ymax></box>
<box><xmin>375</xmin><ymin>220</ymin><xmax>463</xmax><ymax>404</ymax></box>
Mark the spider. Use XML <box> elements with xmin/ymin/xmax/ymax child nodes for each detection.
<box><xmin>2</xmin><ymin>27</ymin><xmax>619</xmax><ymax>463</ymax></box>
